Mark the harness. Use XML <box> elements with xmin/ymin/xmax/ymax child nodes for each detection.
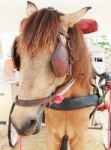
<box><xmin>12</xmin><ymin>28</ymin><xmax>75</xmax><ymax>107</ymax></box>
<box><xmin>8</xmin><ymin>7</ymin><xmax>111</xmax><ymax>149</ymax></box>
<box><xmin>10</xmin><ymin>25</ymin><xmax>109</xmax><ymax>134</ymax></box>
<box><xmin>50</xmin><ymin>94</ymin><xmax>100</xmax><ymax>110</ymax></box>
<box><xmin>13</xmin><ymin>36</ymin><xmax>101</xmax><ymax>108</ymax></box>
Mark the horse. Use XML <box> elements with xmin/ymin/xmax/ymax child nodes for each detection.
<box><xmin>11</xmin><ymin>2</ymin><xmax>98</xmax><ymax>150</ymax></box>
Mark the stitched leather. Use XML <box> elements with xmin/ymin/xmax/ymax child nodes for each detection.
<box><xmin>51</xmin><ymin>41</ymin><xmax>70</xmax><ymax>77</ymax></box>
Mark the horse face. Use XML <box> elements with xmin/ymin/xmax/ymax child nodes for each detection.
<box><xmin>11</xmin><ymin>1</ymin><xmax>91</xmax><ymax>136</ymax></box>
<box><xmin>11</xmin><ymin>40</ymin><xmax>68</xmax><ymax>135</ymax></box>
<box><xmin>11</xmin><ymin>48</ymin><xmax>67</xmax><ymax>135</ymax></box>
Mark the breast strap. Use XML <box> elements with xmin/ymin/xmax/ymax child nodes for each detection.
<box><xmin>50</xmin><ymin>94</ymin><xmax>100</xmax><ymax>110</ymax></box>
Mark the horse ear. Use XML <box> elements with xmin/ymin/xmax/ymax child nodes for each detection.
<box><xmin>60</xmin><ymin>7</ymin><xmax>91</xmax><ymax>28</ymax></box>
<box><xmin>26</xmin><ymin>1</ymin><xmax>38</xmax><ymax>17</ymax></box>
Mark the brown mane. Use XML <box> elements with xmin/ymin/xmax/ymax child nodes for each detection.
<box><xmin>20</xmin><ymin>8</ymin><xmax>63</xmax><ymax>54</ymax></box>
<box><xmin>67</xmin><ymin>25</ymin><xmax>92</xmax><ymax>90</ymax></box>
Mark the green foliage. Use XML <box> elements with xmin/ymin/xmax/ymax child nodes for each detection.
<box><xmin>97</xmin><ymin>35</ymin><xmax>111</xmax><ymax>52</ymax></box>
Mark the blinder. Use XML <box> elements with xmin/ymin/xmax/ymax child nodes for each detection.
<box><xmin>11</xmin><ymin>30</ymin><xmax>70</xmax><ymax>77</ymax></box>
<box><xmin>51</xmin><ymin>41</ymin><xmax>69</xmax><ymax>77</ymax></box>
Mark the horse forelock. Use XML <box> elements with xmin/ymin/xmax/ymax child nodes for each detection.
<box><xmin>20</xmin><ymin>8</ymin><xmax>63</xmax><ymax>56</ymax></box>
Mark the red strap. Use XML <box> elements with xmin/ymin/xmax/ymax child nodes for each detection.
<box><xmin>19</xmin><ymin>136</ymin><xmax>22</xmax><ymax>150</ymax></box>
<box><xmin>97</xmin><ymin>103</ymin><xmax>108</xmax><ymax>111</ymax></box>
<box><xmin>53</xmin><ymin>94</ymin><xmax>64</xmax><ymax>104</ymax></box>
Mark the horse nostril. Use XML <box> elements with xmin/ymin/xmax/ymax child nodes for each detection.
<box><xmin>22</xmin><ymin>119</ymin><xmax>37</xmax><ymax>132</ymax></box>
<box><xmin>30</xmin><ymin>119</ymin><xmax>37</xmax><ymax>127</ymax></box>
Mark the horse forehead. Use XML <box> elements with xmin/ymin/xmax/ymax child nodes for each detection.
<box><xmin>21</xmin><ymin>50</ymin><xmax>51</xmax><ymax>64</ymax></box>
<box><xmin>19</xmin><ymin>52</ymin><xmax>52</xmax><ymax>79</ymax></box>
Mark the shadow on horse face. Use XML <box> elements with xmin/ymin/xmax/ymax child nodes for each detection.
<box><xmin>11</xmin><ymin>1</ymin><xmax>92</xmax><ymax>136</ymax></box>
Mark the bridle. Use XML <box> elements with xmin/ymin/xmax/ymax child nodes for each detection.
<box><xmin>10</xmin><ymin>17</ymin><xmax>107</xmax><ymax>137</ymax></box>
<box><xmin>14</xmin><ymin>28</ymin><xmax>75</xmax><ymax>107</ymax></box>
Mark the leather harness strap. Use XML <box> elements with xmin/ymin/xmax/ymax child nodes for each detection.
<box><xmin>59</xmin><ymin>28</ymin><xmax>70</xmax><ymax>39</ymax></box>
<box><xmin>15</xmin><ymin>79</ymin><xmax>75</xmax><ymax>107</ymax></box>
<box><xmin>50</xmin><ymin>94</ymin><xmax>100</xmax><ymax>110</ymax></box>
<box><xmin>15</xmin><ymin>96</ymin><xmax>54</xmax><ymax>107</ymax></box>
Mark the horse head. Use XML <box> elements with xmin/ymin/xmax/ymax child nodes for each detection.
<box><xmin>11</xmin><ymin>1</ymin><xmax>92</xmax><ymax>136</ymax></box>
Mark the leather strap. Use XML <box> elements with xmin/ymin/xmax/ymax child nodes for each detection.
<box><xmin>15</xmin><ymin>79</ymin><xmax>75</xmax><ymax>107</ymax></box>
<box><xmin>15</xmin><ymin>96</ymin><xmax>54</xmax><ymax>107</ymax></box>
<box><xmin>51</xmin><ymin>41</ymin><xmax>70</xmax><ymax>77</ymax></box>
<box><xmin>59</xmin><ymin>28</ymin><xmax>70</xmax><ymax>39</ymax></box>
<box><xmin>50</xmin><ymin>94</ymin><xmax>100</xmax><ymax>110</ymax></box>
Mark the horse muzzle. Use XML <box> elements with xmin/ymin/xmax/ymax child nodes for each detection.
<box><xmin>11</xmin><ymin>104</ymin><xmax>45</xmax><ymax>136</ymax></box>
